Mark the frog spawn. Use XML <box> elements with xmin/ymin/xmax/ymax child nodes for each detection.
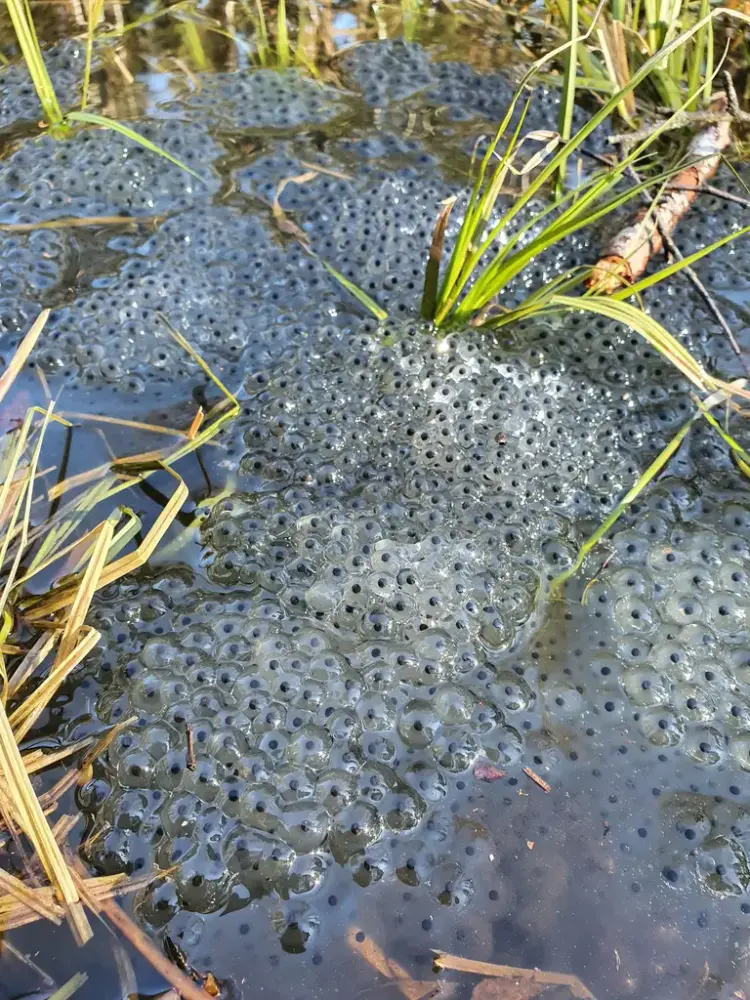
<box><xmin>72</xmin><ymin>311</ymin><xmax>708</xmax><ymax>943</ymax></box>
<box><xmin>78</xmin><ymin>571</ymin><xmax>527</xmax><ymax>924</ymax></box>
<box><xmin>27</xmin><ymin>206</ymin><xmax>338</xmax><ymax>391</ymax></box>
<box><xmin>170</xmin><ymin>69</ymin><xmax>349</xmax><ymax>130</ymax></box>
<box><xmin>524</xmin><ymin>474</ymin><xmax>750</xmax><ymax>915</ymax></box>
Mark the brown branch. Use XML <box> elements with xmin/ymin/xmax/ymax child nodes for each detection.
<box><xmin>584</xmin><ymin>142</ymin><xmax>750</xmax><ymax>371</ymax></box>
<box><xmin>70</xmin><ymin>862</ymin><xmax>214</xmax><ymax>1000</ymax></box>
<box><xmin>588</xmin><ymin>94</ymin><xmax>732</xmax><ymax>294</ymax></box>
<box><xmin>664</xmin><ymin>183</ymin><xmax>750</xmax><ymax>208</ymax></box>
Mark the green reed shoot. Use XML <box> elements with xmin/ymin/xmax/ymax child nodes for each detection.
<box><xmin>277</xmin><ymin>0</ymin><xmax>291</xmax><ymax>67</ymax></box>
<box><xmin>81</xmin><ymin>0</ymin><xmax>105</xmax><ymax>111</ymax></box>
<box><xmin>556</xmin><ymin>0</ymin><xmax>579</xmax><ymax>194</ymax></box>
<box><xmin>5</xmin><ymin>0</ymin><xmax>64</xmax><ymax>129</ymax></box>
<box><xmin>426</xmin><ymin>6</ymin><xmax>750</xmax><ymax>330</ymax></box>
<box><xmin>551</xmin><ymin>414</ymin><xmax>696</xmax><ymax>591</ymax></box>
<box><xmin>550</xmin><ymin>0</ymin><xmax>718</xmax><ymax>116</ymax></box>
<box><xmin>322</xmin><ymin>262</ymin><xmax>388</xmax><ymax>321</ymax></box>
<box><xmin>252</xmin><ymin>0</ymin><xmax>272</xmax><ymax>65</ymax></box>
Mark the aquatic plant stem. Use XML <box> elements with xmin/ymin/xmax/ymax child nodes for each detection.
<box><xmin>5</xmin><ymin>0</ymin><xmax>64</xmax><ymax>128</ymax></box>
<box><xmin>551</xmin><ymin>415</ymin><xmax>695</xmax><ymax>591</ymax></box>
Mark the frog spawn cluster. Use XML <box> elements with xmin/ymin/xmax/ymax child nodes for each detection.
<box><xmin>172</xmin><ymin>69</ymin><xmax>349</xmax><ymax>130</ymax></box>
<box><xmin>80</xmin><ymin>567</ymin><xmax>531</xmax><ymax>922</ymax></box>
<box><xmin>74</xmin><ymin>313</ymin><xmax>713</xmax><ymax>935</ymax></box>
<box><xmin>25</xmin><ymin>207</ymin><xmax>338</xmax><ymax>392</ymax></box>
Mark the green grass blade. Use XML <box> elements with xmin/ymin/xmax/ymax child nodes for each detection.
<box><xmin>551</xmin><ymin>415</ymin><xmax>695</xmax><ymax>591</ymax></box>
<box><xmin>450</xmin><ymin>78</ymin><xmax>721</xmax><ymax>322</ymax></box>
<box><xmin>277</xmin><ymin>0</ymin><xmax>290</xmax><ymax>67</ymax></box>
<box><xmin>556</xmin><ymin>0</ymin><xmax>579</xmax><ymax>195</ymax></box>
<box><xmin>550</xmin><ymin>294</ymin><xmax>714</xmax><ymax>389</ymax></box>
<box><xmin>181</xmin><ymin>18</ymin><xmax>210</xmax><ymax>71</ymax></box>
<box><xmin>611</xmin><ymin>223</ymin><xmax>750</xmax><ymax>300</ymax></box>
<box><xmin>322</xmin><ymin>261</ymin><xmax>388</xmax><ymax>321</ymax></box>
<box><xmin>97</xmin><ymin>0</ymin><xmax>193</xmax><ymax>38</ymax></box>
<box><xmin>435</xmin><ymin>99</ymin><xmax>533</xmax><ymax>322</ymax></box>
<box><xmin>435</xmin><ymin>93</ymin><xmax>532</xmax><ymax>319</ymax></box>
<box><xmin>6</xmin><ymin>0</ymin><xmax>63</xmax><ymax>125</ymax></box>
<box><xmin>644</xmin><ymin>0</ymin><xmax>659</xmax><ymax>51</ymax></box>
<box><xmin>435</xmin><ymin>6</ymin><xmax>750</xmax><ymax>325</ymax></box>
<box><xmin>81</xmin><ymin>0</ymin><xmax>105</xmax><ymax>111</ymax></box>
<box><xmin>465</xmin><ymin>160</ymin><xmax>694</xmax><ymax>313</ymax></box>
<box><xmin>482</xmin><ymin>269</ymin><xmax>588</xmax><ymax>326</ymax></box>
<box><xmin>702</xmin><ymin>10</ymin><xmax>713</xmax><ymax>104</ymax></box>
<box><xmin>538</xmin><ymin>72</ymin><xmax>615</xmax><ymax>92</ymax></box>
<box><xmin>697</xmin><ymin>403</ymin><xmax>750</xmax><ymax>470</ymax></box>
<box><xmin>253</xmin><ymin>0</ymin><xmax>271</xmax><ymax>65</ymax></box>
<box><xmin>65</xmin><ymin>112</ymin><xmax>204</xmax><ymax>181</ymax></box>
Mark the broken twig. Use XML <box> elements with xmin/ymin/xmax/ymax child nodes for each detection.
<box><xmin>433</xmin><ymin>953</ymin><xmax>595</xmax><ymax>1000</ymax></box>
<box><xmin>588</xmin><ymin>94</ymin><xmax>732</xmax><ymax>293</ymax></box>
<box><xmin>522</xmin><ymin>766</ymin><xmax>551</xmax><ymax>793</ymax></box>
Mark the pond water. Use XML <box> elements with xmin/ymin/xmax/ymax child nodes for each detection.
<box><xmin>2</xmin><ymin>3</ymin><xmax>750</xmax><ymax>1000</ymax></box>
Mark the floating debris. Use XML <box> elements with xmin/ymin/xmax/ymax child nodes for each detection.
<box><xmin>433</xmin><ymin>952</ymin><xmax>595</xmax><ymax>1000</ymax></box>
<box><xmin>522</xmin><ymin>767</ymin><xmax>551</xmax><ymax>793</ymax></box>
<box><xmin>473</xmin><ymin>762</ymin><xmax>506</xmax><ymax>782</ymax></box>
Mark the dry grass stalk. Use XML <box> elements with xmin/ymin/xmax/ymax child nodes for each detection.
<box><xmin>348</xmin><ymin>926</ymin><xmax>454</xmax><ymax>1000</ymax></box>
<box><xmin>0</xmin><ymin>314</ymin><xmax>239</xmax><ymax>962</ymax></box>
<box><xmin>0</xmin><ymin>865</ymin><xmax>62</xmax><ymax>924</ymax></box>
<box><xmin>0</xmin><ymin>215</ymin><xmax>164</xmax><ymax>233</ymax></box>
<box><xmin>23</xmin><ymin>471</ymin><xmax>189</xmax><ymax>619</ymax></box>
<box><xmin>22</xmin><ymin>737</ymin><xmax>94</xmax><ymax>775</ymax></box>
<box><xmin>6</xmin><ymin>632</ymin><xmax>56</xmax><ymax>700</ymax></box>
<box><xmin>57</xmin><ymin>517</ymin><xmax>115</xmax><ymax>663</ymax></box>
<box><xmin>0</xmin><ymin>311</ymin><xmax>50</xmax><ymax>407</ymax></box>
<box><xmin>0</xmin><ymin>697</ymin><xmax>91</xmax><ymax>943</ymax></box>
<box><xmin>60</xmin><ymin>410</ymin><xmax>204</xmax><ymax>440</ymax></box>
<box><xmin>71</xmin><ymin>864</ymin><xmax>214</xmax><ymax>1000</ymax></box>
<box><xmin>433</xmin><ymin>953</ymin><xmax>595</xmax><ymax>1000</ymax></box>
<box><xmin>588</xmin><ymin>94</ymin><xmax>732</xmax><ymax>292</ymax></box>
<box><xmin>0</xmin><ymin>871</ymin><xmax>146</xmax><ymax>932</ymax></box>
<box><xmin>36</xmin><ymin>769</ymin><xmax>81</xmax><ymax>814</ymax></box>
<box><xmin>9</xmin><ymin>626</ymin><xmax>101</xmax><ymax>741</ymax></box>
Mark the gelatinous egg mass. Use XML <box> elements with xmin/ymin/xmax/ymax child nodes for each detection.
<box><xmin>74</xmin><ymin>312</ymin><xmax>703</xmax><ymax>921</ymax></box>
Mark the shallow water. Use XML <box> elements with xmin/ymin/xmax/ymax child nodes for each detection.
<box><xmin>2</xmin><ymin>4</ymin><xmax>750</xmax><ymax>1000</ymax></box>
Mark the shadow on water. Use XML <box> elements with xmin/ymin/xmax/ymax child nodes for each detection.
<box><xmin>2</xmin><ymin>2</ymin><xmax>750</xmax><ymax>1000</ymax></box>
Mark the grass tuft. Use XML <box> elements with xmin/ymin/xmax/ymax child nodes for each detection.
<box><xmin>0</xmin><ymin>315</ymin><xmax>237</xmax><ymax>967</ymax></box>
<box><xmin>5</xmin><ymin>0</ymin><xmax>64</xmax><ymax>129</ymax></box>
<box><xmin>4</xmin><ymin>1</ymin><xmax>209</xmax><ymax>184</ymax></box>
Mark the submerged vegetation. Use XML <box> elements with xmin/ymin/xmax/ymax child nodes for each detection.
<box><xmin>1</xmin><ymin>0</ymin><xmax>750</xmax><ymax>994</ymax></box>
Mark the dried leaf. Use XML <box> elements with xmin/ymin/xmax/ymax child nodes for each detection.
<box><xmin>473</xmin><ymin>762</ymin><xmax>507</xmax><ymax>782</ymax></box>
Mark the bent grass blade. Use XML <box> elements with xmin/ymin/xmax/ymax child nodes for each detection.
<box><xmin>5</xmin><ymin>0</ymin><xmax>63</xmax><ymax>126</ymax></box>
<box><xmin>322</xmin><ymin>261</ymin><xmax>388</xmax><ymax>321</ymax></box>
<box><xmin>65</xmin><ymin>113</ymin><xmax>204</xmax><ymax>182</ymax></box>
<box><xmin>551</xmin><ymin>415</ymin><xmax>696</xmax><ymax>591</ymax></box>
<box><xmin>549</xmin><ymin>294</ymin><xmax>715</xmax><ymax>390</ymax></box>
